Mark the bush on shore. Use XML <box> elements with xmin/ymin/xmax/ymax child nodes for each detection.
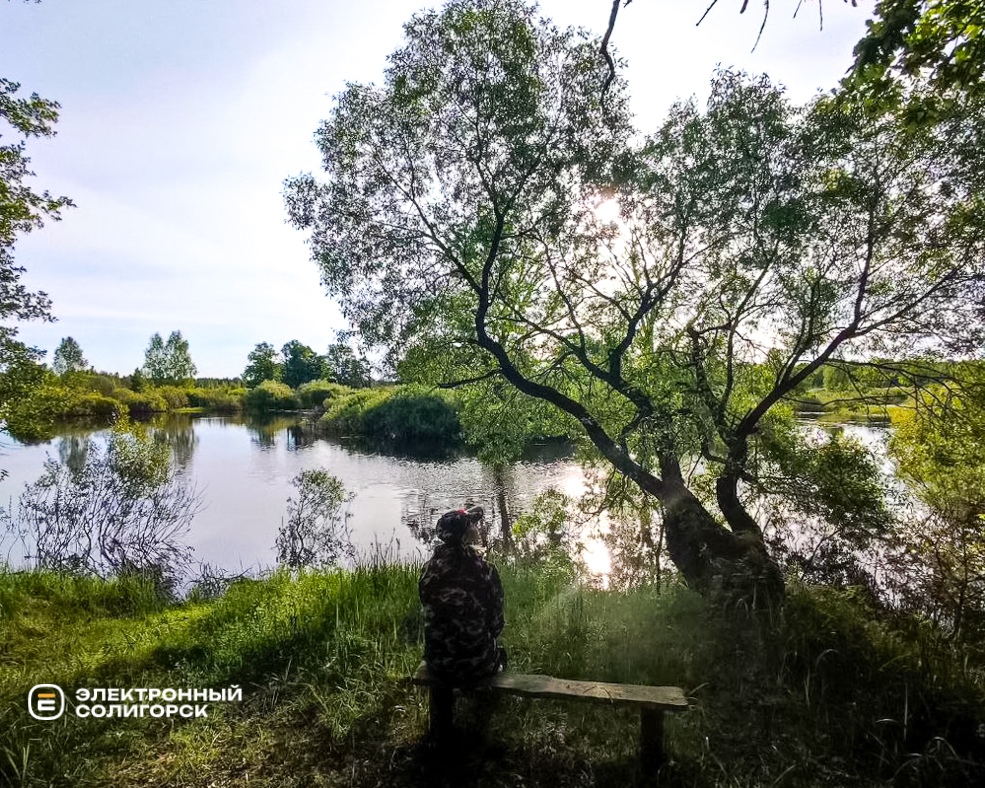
<box><xmin>5</xmin><ymin>385</ymin><xmax>123</xmax><ymax>441</ymax></box>
<box><xmin>319</xmin><ymin>384</ymin><xmax>461</xmax><ymax>444</ymax></box>
<box><xmin>296</xmin><ymin>379</ymin><xmax>350</xmax><ymax>409</ymax></box>
<box><xmin>243</xmin><ymin>379</ymin><xmax>300</xmax><ymax>412</ymax></box>
<box><xmin>4</xmin><ymin>374</ymin><xmax>249</xmax><ymax>441</ymax></box>
<box><xmin>186</xmin><ymin>386</ymin><xmax>245</xmax><ymax>413</ymax></box>
<box><xmin>112</xmin><ymin>388</ymin><xmax>169</xmax><ymax>418</ymax></box>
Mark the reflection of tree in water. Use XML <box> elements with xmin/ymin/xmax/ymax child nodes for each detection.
<box><xmin>286</xmin><ymin>420</ymin><xmax>320</xmax><ymax>451</ymax></box>
<box><xmin>14</xmin><ymin>428</ymin><xmax>199</xmax><ymax>595</ymax></box>
<box><xmin>57</xmin><ymin>426</ymin><xmax>199</xmax><ymax>483</ymax></box>
<box><xmin>57</xmin><ymin>434</ymin><xmax>90</xmax><ymax>477</ymax></box>
<box><xmin>401</xmin><ymin>491</ymin><xmax>438</xmax><ymax>547</ymax></box>
<box><xmin>488</xmin><ymin>464</ymin><xmax>514</xmax><ymax>549</ymax></box>
<box><xmin>149</xmin><ymin>415</ymin><xmax>198</xmax><ymax>470</ymax></box>
<box><xmin>245</xmin><ymin>414</ymin><xmax>301</xmax><ymax>450</ymax></box>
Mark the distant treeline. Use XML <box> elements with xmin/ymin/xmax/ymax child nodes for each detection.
<box><xmin>10</xmin><ymin>356</ymin><xmax>984</xmax><ymax>447</ymax></box>
<box><xmin>4</xmin><ymin>369</ymin><xmax>249</xmax><ymax>441</ymax></box>
<box><xmin>3</xmin><ymin>367</ymin><xmax>467</xmax><ymax>449</ymax></box>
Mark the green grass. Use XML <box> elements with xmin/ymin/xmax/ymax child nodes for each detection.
<box><xmin>1</xmin><ymin>565</ymin><xmax>982</xmax><ymax>787</ymax></box>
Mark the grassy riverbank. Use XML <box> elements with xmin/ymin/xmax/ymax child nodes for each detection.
<box><xmin>1</xmin><ymin>564</ymin><xmax>983</xmax><ymax>787</ymax></box>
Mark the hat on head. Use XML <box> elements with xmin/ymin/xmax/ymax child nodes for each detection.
<box><xmin>436</xmin><ymin>510</ymin><xmax>471</xmax><ymax>544</ymax></box>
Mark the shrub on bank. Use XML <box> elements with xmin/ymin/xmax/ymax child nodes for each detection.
<box><xmin>152</xmin><ymin>385</ymin><xmax>190</xmax><ymax>410</ymax></box>
<box><xmin>319</xmin><ymin>385</ymin><xmax>460</xmax><ymax>444</ymax></box>
<box><xmin>4</xmin><ymin>379</ymin><xmax>248</xmax><ymax>441</ymax></box>
<box><xmin>296</xmin><ymin>379</ymin><xmax>349</xmax><ymax>409</ymax></box>
<box><xmin>793</xmin><ymin>393</ymin><xmax>825</xmax><ymax>412</ymax></box>
<box><xmin>86</xmin><ymin>373</ymin><xmax>119</xmax><ymax>397</ymax></box>
<box><xmin>4</xmin><ymin>385</ymin><xmax>123</xmax><ymax>441</ymax></box>
<box><xmin>244</xmin><ymin>379</ymin><xmax>299</xmax><ymax>412</ymax></box>
<box><xmin>4</xmin><ymin>385</ymin><xmax>70</xmax><ymax>441</ymax></box>
<box><xmin>60</xmin><ymin>392</ymin><xmax>120</xmax><ymax>420</ymax></box>
<box><xmin>187</xmin><ymin>386</ymin><xmax>245</xmax><ymax>413</ymax></box>
<box><xmin>320</xmin><ymin>387</ymin><xmax>392</xmax><ymax>434</ymax></box>
<box><xmin>112</xmin><ymin>388</ymin><xmax>169</xmax><ymax>417</ymax></box>
<box><xmin>362</xmin><ymin>385</ymin><xmax>461</xmax><ymax>443</ymax></box>
<box><xmin>320</xmin><ymin>384</ymin><xmax>462</xmax><ymax>444</ymax></box>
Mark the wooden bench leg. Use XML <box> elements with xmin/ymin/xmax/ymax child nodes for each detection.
<box><xmin>429</xmin><ymin>685</ymin><xmax>454</xmax><ymax>739</ymax></box>
<box><xmin>640</xmin><ymin>708</ymin><xmax>665</xmax><ymax>773</ymax></box>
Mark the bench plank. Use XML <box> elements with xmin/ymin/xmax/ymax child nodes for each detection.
<box><xmin>413</xmin><ymin>662</ymin><xmax>687</xmax><ymax>768</ymax></box>
<box><xmin>413</xmin><ymin>662</ymin><xmax>687</xmax><ymax>710</ymax></box>
<box><xmin>486</xmin><ymin>672</ymin><xmax>688</xmax><ymax>710</ymax></box>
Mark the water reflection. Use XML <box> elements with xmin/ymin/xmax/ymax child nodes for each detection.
<box><xmin>245</xmin><ymin>414</ymin><xmax>301</xmax><ymax>450</ymax></box>
<box><xmin>0</xmin><ymin>414</ymin><xmax>597</xmax><ymax>575</ymax></box>
<box><xmin>286</xmin><ymin>421</ymin><xmax>321</xmax><ymax>451</ymax></box>
<box><xmin>0</xmin><ymin>413</ymin><xmax>895</xmax><ymax>589</ymax></box>
<box><xmin>150</xmin><ymin>414</ymin><xmax>198</xmax><ymax>471</ymax></box>
<box><xmin>398</xmin><ymin>464</ymin><xmax>517</xmax><ymax>551</ymax></box>
<box><xmin>602</xmin><ymin>506</ymin><xmax>666</xmax><ymax>591</ymax></box>
<box><xmin>56</xmin><ymin>435</ymin><xmax>89</xmax><ymax>478</ymax></box>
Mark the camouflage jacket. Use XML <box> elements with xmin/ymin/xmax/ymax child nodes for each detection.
<box><xmin>419</xmin><ymin>543</ymin><xmax>504</xmax><ymax>685</ymax></box>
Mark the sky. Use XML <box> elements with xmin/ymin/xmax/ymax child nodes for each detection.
<box><xmin>1</xmin><ymin>0</ymin><xmax>873</xmax><ymax>379</ymax></box>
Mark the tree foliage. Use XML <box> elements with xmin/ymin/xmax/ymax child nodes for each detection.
<box><xmin>285</xmin><ymin>0</ymin><xmax>984</xmax><ymax>599</ymax></box>
<box><xmin>243</xmin><ymin>341</ymin><xmax>281</xmax><ymax>388</ymax></box>
<box><xmin>52</xmin><ymin>336</ymin><xmax>88</xmax><ymax>376</ymax></box>
<box><xmin>243</xmin><ymin>379</ymin><xmax>298</xmax><ymax>412</ymax></box>
<box><xmin>888</xmin><ymin>385</ymin><xmax>985</xmax><ymax>637</ymax></box>
<box><xmin>0</xmin><ymin>77</ymin><xmax>70</xmax><ymax>323</ymax></box>
<box><xmin>849</xmin><ymin>0</ymin><xmax>985</xmax><ymax>102</ymax></box>
<box><xmin>142</xmin><ymin>331</ymin><xmax>197</xmax><ymax>386</ymax></box>
<box><xmin>0</xmin><ymin>75</ymin><xmax>74</xmax><ymax>443</ymax></box>
<box><xmin>280</xmin><ymin>339</ymin><xmax>322</xmax><ymax>389</ymax></box>
<box><xmin>323</xmin><ymin>342</ymin><xmax>371</xmax><ymax>388</ymax></box>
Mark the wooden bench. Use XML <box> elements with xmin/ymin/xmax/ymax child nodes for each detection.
<box><xmin>412</xmin><ymin>662</ymin><xmax>688</xmax><ymax>770</ymax></box>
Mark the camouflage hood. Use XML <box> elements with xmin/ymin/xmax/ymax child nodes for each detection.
<box><xmin>436</xmin><ymin>507</ymin><xmax>483</xmax><ymax>544</ymax></box>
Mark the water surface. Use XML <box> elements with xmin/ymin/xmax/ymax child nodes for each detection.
<box><xmin>0</xmin><ymin>414</ymin><xmax>892</xmax><ymax>582</ymax></box>
<box><xmin>0</xmin><ymin>414</ymin><xmax>597</xmax><ymax>574</ymax></box>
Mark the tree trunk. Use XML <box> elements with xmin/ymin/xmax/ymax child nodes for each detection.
<box><xmin>659</xmin><ymin>478</ymin><xmax>784</xmax><ymax>606</ymax></box>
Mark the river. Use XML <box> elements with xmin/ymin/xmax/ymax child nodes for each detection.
<box><xmin>0</xmin><ymin>414</ymin><xmax>606</xmax><ymax>577</ymax></box>
<box><xmin>0</xmin><ymin>413</ymin><xmax>889</xmax><ymax>584</ymax></box>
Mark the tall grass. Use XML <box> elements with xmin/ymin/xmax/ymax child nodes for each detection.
<box><xmin>1</xmin><ymin>563</ymin><xmax>982</xmax><ymax>787</ymax></box>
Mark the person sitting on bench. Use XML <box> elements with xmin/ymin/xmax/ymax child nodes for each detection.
<box><xmin>419</xmin><ymin>506</ymin><xmax>506</xmax><ymax>686</ymax></box>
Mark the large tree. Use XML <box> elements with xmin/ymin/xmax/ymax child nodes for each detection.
<box><xmin>0</xmin><ymin>75</ymin><xmax>73</xmax><ymax>434</ymax></box>
<box><xmin>243</xmin><ymin>341</ymin><xmax>281</xmax><ymax>388</ymax></box>
<box><xmin>323</xmin><ymin>342</ymin><xmax>371</xmax><ymax>388</ymax></box>
<box><xmin>142</xmin><ymin>331</ymin><xmax>197</xmax><ymax>386</ymax></box>
<box><xmin>52</xmin><ymin>336</ymin><xmax>87</xmax><ymax>376</ymax></box>
<box><xmin>285</xmin><ymin>0</ymin><xmax>984</xmax><ymax>601</ymax></box>
<box><xmin>280</xmin><ymin>340</ymin><xmax>322</xmax><ymax>389</ymax></box>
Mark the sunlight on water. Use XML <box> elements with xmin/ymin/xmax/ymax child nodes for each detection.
<box><xmin>0</xmin><ymin>414</ymin><xmax>891</xmax><ymax>588</ymax></box>
<box><xmin>0</xmin><ymin>416</ymin><xmax>615</xmax><ymax>579</ymax></box>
